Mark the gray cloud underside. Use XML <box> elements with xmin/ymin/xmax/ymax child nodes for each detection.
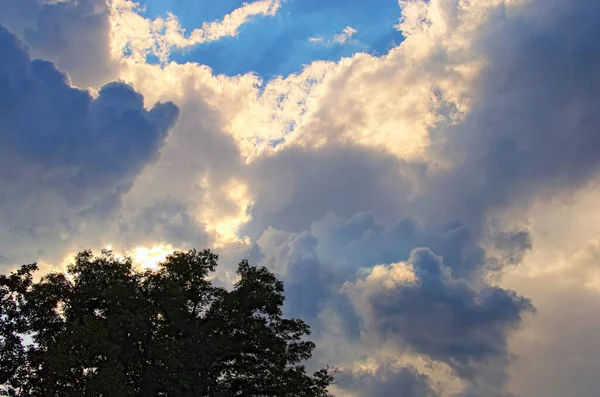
<box><xmin>0</xmin><ymin>24</ymin><xmax>179</xmax><ymax>263</ymax></box>
<box><xmin>337</xmin><ymin>363</ymin><xmax>440</xmax><ymax>397</ymax></box>
<box><xmin>0</xmin><ymin>0</ymin><xmax>117</xmax><ymax>86</ymax></box>
<box><xmin>343</xmin><ymin>248</ymin><xmax>534</xmax><ymax>380</ymax></box>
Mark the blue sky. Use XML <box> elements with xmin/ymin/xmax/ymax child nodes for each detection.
<box><xmin>140</xmin><ymin>0</ymin><xmax>403</xmax><ymax>78</ymax></box>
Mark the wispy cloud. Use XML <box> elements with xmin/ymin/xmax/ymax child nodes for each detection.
<box><xmin>112</xmin><ymin>0</ymin><xmax>282</xmax><ymax>62</ymax></box>
<box><xmin>163</xmin><ymin>0</ymin><xmax>282</xmax><ymax>46</ymax></box>
<box><xmin>309</xmin><ymin>26</ymin><xmax>358</xmax><ymax>45</ymax></box>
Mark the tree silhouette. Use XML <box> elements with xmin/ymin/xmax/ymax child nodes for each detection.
<box><xmin>0</xmin><ymin>249</ymin><xmax>334</xmax><ymax>396</ymax></box>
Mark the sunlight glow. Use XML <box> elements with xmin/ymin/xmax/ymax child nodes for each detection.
<box><xmin>131</xmin><ymin>244</ymin><xmax>174</xmax><ymax>270</ymax></box>
<box><xmin>199</xmin><ymin>178</ymin><xmax>253</xmax><ymax>248</ymax></box>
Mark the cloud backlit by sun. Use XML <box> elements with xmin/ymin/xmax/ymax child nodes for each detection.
<box><xmin>110</xmin><ymin>0</ymin><xmax>281</xmax><ymax>63</ymax></box>
<box><xmin>130</xmin><ymin>244</ymin><xmax>174</xmax><ymax>270</ymax></box>
<box><xmin>2</xmin><ymin>0</ymin><xmax>600</xmax><ymax>395</ymax></box>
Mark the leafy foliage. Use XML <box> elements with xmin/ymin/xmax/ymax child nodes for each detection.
<box><xmin>0</xmin><ymin>249</ymin><xmax>335</xmax><ymax>396</ymax></box>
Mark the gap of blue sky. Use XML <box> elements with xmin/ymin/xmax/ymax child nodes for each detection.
<box><xmin>139</xmin><ymin>0</ymin><xmax>404</xmax><ymax>78</ymax></box>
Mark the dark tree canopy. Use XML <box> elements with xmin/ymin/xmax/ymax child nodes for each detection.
<box><xmin>0</xmin><ymin>249</ymin><xmax>334</xmax><ymax>396</ymax></box>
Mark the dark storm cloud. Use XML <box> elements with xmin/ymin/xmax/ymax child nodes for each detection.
<box><xmin>255</xmin><ymin>211</ymin><xmax>425</xmax><ymax>324</ymax></box>
<box><xmin>253</xmin><ymin>210</ymin><xmax>533</xmax><ymax>368</ymax></box>
<box><xmin>428</xmin><ymin>0</ymin><xmax>600</xmax><ymax>217</ymax></box>
<box><xmin>491</xmin><ymin>231</ymin><xmax>532</xmax><ymax>269</ymax></box>
<box><xmin>336</xmin><ymin>363</ymin><xmax>440</xmax><ymax>397</ymax></box>
<box><xmin>343</xmin><ymin>248</ymin><xmax>534</xmax><ymax>380</ymax></box>
<box><xmin>256</xmin><ymin>227</ymin><xmax>340</xmax><ymax>321</ymax></box>
<box><xmin>0</xmin><ymin>25</ymin><xmax>178</xmax><ymax>264</ymax></box>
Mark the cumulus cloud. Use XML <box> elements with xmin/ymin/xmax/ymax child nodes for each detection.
<box><xmin>252</xmin><ymin>212</ymin><xmax>533</xmax><ymax>394</ymax></box>
<box><xmin>256</xmin><ymin>227</ymin><xmax>334</xmax><ymax>320</ymax></box>
<box><xmin>240</xmin><ymin>0</ymin><xmax>600</xmax><ymax>280</ymax></box>
<box><xmin>115</xmin><ymin>69</ymin><xmax>253</xmax><ymax>252</ymax></box>
<box><xmin>336</xmin><ymin>363</ymin><xmax>440</xmax><ymax>397</ymax></box>
<box><xmin>0</xmin><ymin>24</ymin><xmax>179</xmax><ymax>264</ymax></box>
<box><xmin>342</xmin><ymin>249</ymin><xmax>533</xmax><ymax>381</ymax></box>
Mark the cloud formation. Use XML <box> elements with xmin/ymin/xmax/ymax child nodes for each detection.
<box><xmin>343</xmin><ymin>248</ymin><xmax>533</xmax><ymax>380</ymax></box>
<box><xmin>2</xmin><ymin>0</ymin><xmax>600</xmax><ymax>396</ymax></box>
<box><xmin>336</xmin><ymin>363</ymin><xmax>440</xmax><ymax>397</ymax></box>
<box><xmin>309</xmin><ymin>26</ymin><xmax>358</xmax><ymax>46</ymax></box>
<box><xmin>112</xmin><ymin>0</ymin><xmax>282</xmax><ymax>63</ymax></box>
<box><xmin>0</xmin><ymin>0</ymin><xmax>119</xmax><ymax>86</ymax></box>
<box><xmin>252</xmin><ymin>211</ymin><xmax>533</xmax><ymax>394</ymax></box>
<box><xmin>0</xmin><ymin>24</ymin><xmax>179</xmax><ymax>263</ymax></box>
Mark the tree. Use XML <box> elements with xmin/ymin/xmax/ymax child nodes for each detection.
<box><xmin>0</xmin><ymin>249</ymin><xmax>335</xmax><ymax>396</ymax></box>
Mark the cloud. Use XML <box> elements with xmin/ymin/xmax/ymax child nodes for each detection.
<box><xmin>333</xmin><ymin>26</ymin><xmax>357</xmax><ymax>44</ymax></box>
<box><xmin>252</xmin><ymin>212</ymin><xmax>533</xmax><ymax>395</ymax></box>
<box><xmin>336</xmin><ymin>363</ymin><xmax>440</xmax><ymax>397</ymax></box>
<box><xmin>309</xmin><ymin>26</ymin><xmax>358</xmax><ymax>46</ymax></box>
<box><xmin>0</xmin><ymin>0</ymin><xmax>283</xmax><ymax>85</ymax></box>
<box><xmin>111</xmin><ymin>0</ymin><xmax>600</xmax><ymax>394</ymax></box>
<box><xmin>244</xmin><ymin>143</ymin><xmax>532</xmax><ymax>280</ymax></box>
<box><xmin>115</xmin><ymin>71</ymin><xmax>252</xmax><ymax>250</ymax></box>
<box><xmin>0</xmin><ymin>24</ymin><xmax>179</xmax><ymax>264</ymax></box>
<box><xmin>342</xmin><ymin>248</ymin><xmax>533</xmax><ymax>381</ymax></box>
<box><xmin>506</xmin><ymin>271</ymin><xmax>600</xmax><ymax>397</ymax></box>
<box><xmin>0</xmin><ymin>0</ymin><xmax>120</xmax><ymax>87</ymax></box>
<box><xmin>239</xmin><ymin>0</ymin><xmax>600</xmax><ymax>268</ymax></box>
<box><xmin>256</xmin><ymin>227</ymin><xmax>335</xmax><ymax>320</ymax></box>
<box><xmin>167</xmin><ymin>0</ymin><xmax>281</xmax><ymax>44</ymax></box>
<box><xmin>2</xmin><ymin>0</ymin><xmax>600</xmax><ymax>395</ymax></box>
<box><xmin>428</xmin><ymin>0</ymin><xmax>600</xmax><ymax>212</ymax></box>
<box><xmin>496</xmin><ymin>187</ymin><xmax>600</xmax><ymax>397</ymax></box>
<box><xmin>112</xmin><ymin>0</ymin><xmax>282</xmax><ymax>63</ymax></box>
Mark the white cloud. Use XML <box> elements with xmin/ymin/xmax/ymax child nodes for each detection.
<box><xmin>333</xmin><ymin>26</ymin><xmax>357</xmax><ymax>44</ymax></box>
<box><xmin>309</xmin><ymin>26</ymin><xmax>358</xmax><ymax>45</ymax></box>
<box><xmin>111</xmin><ymin>0</ymin><xmax>281</xmax><ymax>62</ymax></box>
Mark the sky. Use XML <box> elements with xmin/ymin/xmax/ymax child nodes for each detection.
<box><xmin>1</xmin><ymin>0</ymin><xmax>600</xmax><ymax>396</ymax></box>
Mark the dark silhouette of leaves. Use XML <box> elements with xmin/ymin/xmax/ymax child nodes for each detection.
<box><xmin>0</xmin><ymin>249</ymin><xmax>335</xmax><ymax>396</ymax></box>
